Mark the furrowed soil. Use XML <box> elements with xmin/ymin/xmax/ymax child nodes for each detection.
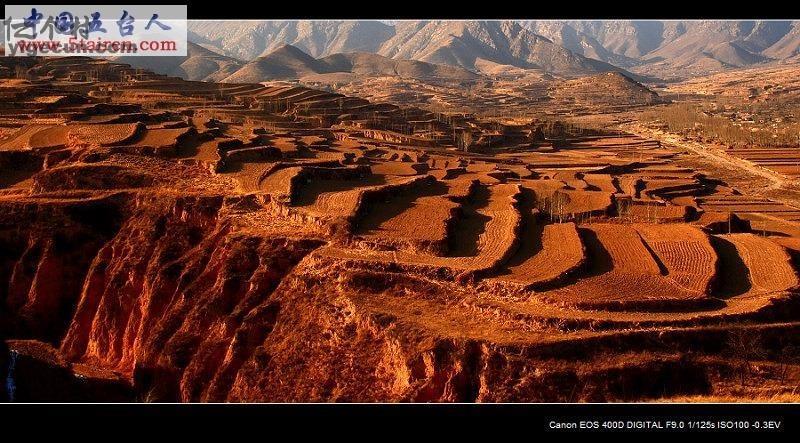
<box><xmin>2</xmin><ymin>59</ymin><xmax>800</xmax><ymax>403</ymax></box>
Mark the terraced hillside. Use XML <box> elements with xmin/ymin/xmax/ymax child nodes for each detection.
<box><xmin>2</xmin><ymin>57</ymin><xmax>800</xmax><ymax>403</ymax></box>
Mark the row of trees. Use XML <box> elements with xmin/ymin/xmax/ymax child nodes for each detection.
<box><xmin>642</xmin><ymin>103</ymin><xmax>800</xmax><ymax>148</ymax></box>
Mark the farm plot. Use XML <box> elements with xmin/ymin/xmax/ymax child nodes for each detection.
<box><xmin>493</xmin><ymin>221</ymin><xmax>585</xmax><ymax>289</ymax></box>
<box><xmin>224</xmin><ymin>161</ymin><xmax>279</xmax><ymax>193</ymax></box>
<box><xmin>635</xmin><ymin>224</ymin><xmax>718</xmax><ymax>293</ymax></box>
<box><xmin>298</xmin><ymin>134</ymin><xmax>327</xmax><ymax>147</ymax></box>
<box><xmin>500</xmin><ymin>164</ymin><xmax>534</xmax><ymax>179</ymax></box>
<box><xmin>450</xmin><ymin>183</ymin><xmax>521</xmax><ymax>267</ymax></box>
<box><xmin>31</xmin><ymin>163</ymin><xmax>154</xmax><ymax>192</ymax></box>
<box><xmin>522</xmin><ymin>178</ymin><xmax>567</xmax><ymax>201</ymax></box>
<box><xmin>725</xmin><ymin>148</ymin><xmax>800</xmax><ymax>177</ymax></box>
<box><xmin>697</xmin><ymin>196</ymin><xmax>800</xmax><ymax>221</ymax></box>
<box><xmin>286</xmin><ymin>172</ymin><xmax>436</xmax><ymax>227</ymax></box>
<box><xmin>617</xmin><ymin>200</ymin><xmax>690</xmax><ymax>222</ymax></box>
<box><xmin>549</xmin><ymin>171</ymin><xmax>590</xmax><ymax>190</ymax></box>
<box><xmin>300</xmin><ymin>187</ymin><xmax>366</xmax><ymax>220</ymax></box>
<box><xmin>582</xmin><ymin>173</ymin><xmax>619</xmax><ymax>193</ymax></box>
<box><xmin>380</xmin><ymin>182</ymin><xmax>525</xmax><ymax>277</ymax></box>
<box><xmin>639</xmin><ymin>178</ymin><xmax>701</xmax><ymax>200</ymax></box>
<box><xmin>290</xmin><ymin>166</ymin><xmax>380</xmax><ymax>199</ymax></box>
<box><xmin>318</xmin><ymin>182</ymin><xmax>522</xmax><ymax>280</ymax></box>
<box><xmin>0</xmin><ymin>124</ymin><xmax>52</xmax><ymax>150</ymax></box>
<box><xmin>550</xmin><ymin>223</ymin><xmax>705</xmax><ymax>308</ymax></box>
<box><xmin>465</xmin><ymin>162</ymin><xmax>497</xmax><ymax>174</ymax></box>
<box><xmin>268</xmin><ymin>136</ymin><xmax>303</xmax><ymax>157</ymax></box>
<box><xmin>257</xmin><ymin>164</ymin><xmax>369</xmax><ymax>204</ymax></box>
<box><xmin>636</xmin><ymin>165</ymin><xmax>698</xmax><ymax>179</ymax></box>
<box><xmin>355</xmin><ymin>179</ymin><xmax>458</xmax><ymax>255</ymax></box>
<box><xmin>258</xmin><ymin>166</ymin><xmax>303</xmax><ymax>200</ymax></box>
<box><xmin>616</xmin><ymin>176</ymin><xmax>643</xmax><ymax>197</ymax></box>
<box><xmin>758</xmin><ymin>164</ymin><xmax>800</xmax><ymax>176</ymax></box>
<box><xmin>27</xmin><ymin>123</ymin><xmax>142</xmax><ymax>149</ymax></box>
<box><xmin>716</xmin><ymin>233</ymin><xmax>799</xmax><ymax>294</ymax></box>
<box><xmin>176</xmin><ymin>138</ymin><xmax>224</xmax><ymax>166</ymax></box>
<box><xmin>443</xmin><ymin>176</ymin><xmax>479</xmax><ymax>200</ymax></box>
<box><xmin>125</xmin><ymin>127</ymin><xmax>194</xmax><ymax>155</ymax></box>
<box><xmin>370</xmin><ymin>161</ymin><xmax>428</xmax><ymax>176</ymax></box>
<box><xmin>224</xmin><ymin>146</ymin><xmax>283</xmax><ymax>163</ymax></box>
<box><xmin>586</xmin><ymin>224</ymin><xmax>663</xmax><ymax>275</ymax></box>
<box><xmin>537</xmin><ymin>189</ymin><xmax>613</xmax><ymax>221</ymax></box>
<box><xmin>430</xmin><ymin>166</ymin><xmax>467</xmax><ymax>181</ymax></box>
<box><xmin>745</xmin><ymin>216</ymin><xmax>800</xmax><ymax>238</ymax></box>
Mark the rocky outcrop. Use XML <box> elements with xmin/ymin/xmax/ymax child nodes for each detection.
<box><xmin>52</xmin><ymin>194</ymin><xmax>324</xmax><ymax>401</ymax></box>
<box><xmin>0</xmin><ymin>187</ymin><xmax>794</xmax><ymax>402</ymax></box>
<box><xmin>0</xmin><ymin>193</ymin><xmax>127</xmax><ymax>343</ymax></box>
<box><xmin>223</xmin><ymin>258</ymin><xmax>714</xmax><ymax>402</ymax></box>
<box><xmin>0</xmin><ymin>190</ymin><xmax>325</xmax><ymax>401</ymax></box>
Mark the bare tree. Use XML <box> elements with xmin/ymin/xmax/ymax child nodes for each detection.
<box><xmin>14</xmin><ymin>65</ymin><xmax>29</xmax><ymax>80</ymax></box>
<box><xmin>455</xmin><ymin>129</ymin><xmax>473</xmax><ymax>152</ymax></box>
<box><xmin>727</xmin><ymin>330</ymin><xmax>767</xmax><ymax>388</ymax></box>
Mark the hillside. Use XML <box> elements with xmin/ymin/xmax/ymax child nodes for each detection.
<box><xmin>519</xmin><ymin>20</ymin><xmax>643</xmax><ymax>68</ymax></box>
<box><xmin>187</xmin><ymin>20</ymin><xmax>800</xmax><ymax>80</ymax></box>
<box><xmin>222</xmin><ymin>44</ymin><xmax>325</xmax><ymax>82</ymax></box>
<box><xmin>223</xmin><ymin>45</ymin><xmax>480</xmax><ymax>83</ymax></box>
<box><xmin>113</xmin><ymin>42</ymin><xmax>243</xmax><ymax>82</ymax></box>
<box><xmin>374</xmin><ymin>20</ymin><xmax>627</xmax><ymax>77</ymax></box>
<box><xmin>189</xmin><ymin>20</ymin><xmax>637</xmax><ymax>78</ymax></box>
<box><xmin>188</xmin><ymin>20</ymin><xmax>395</xmax><ymax>61</ymax></box>
<box><xmin>319</xmin><ymin>52</ymin><xmax>479</xmax><ymax>81</ymax></box>
<box><xmin>525</xmin><ymin>20</ymin><xmax>800</xmax><ymax>77</ymax></box>
<box><xmin>550</xmin><ymin>71</ymin><xmax>662</xmax><ymax>108</ymax></box>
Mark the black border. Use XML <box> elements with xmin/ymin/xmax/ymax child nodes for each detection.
<box><xmin>1</xmin><ymin>403</ymin><xmax>799</xmax><ymax>435</ymax></box>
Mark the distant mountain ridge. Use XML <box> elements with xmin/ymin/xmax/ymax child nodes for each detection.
<box><xmin>188</xmin><ymin>20</ymin><xmax>395</xmax><ymax>61</ymax></box>
<box><xmin>223</xmin><ymin>44</ymin><xmax>480</xmax><ymax>83</ymax></box>
<box><xmin>188</xmin><ymin>20</ymin><xmax>639</xmax><ymax>78</ymax></box>
<box><xmin>113</xmin><ymin>41</ymin><xmax>243</xmax><ymax>82</ymax></box>
<box><xmin>186</xmin><ymin>20</ymin><xmax>800</xmax><ymax>80</ymax></box>
<box><xmin>522</xmin><ymin>20</ymin><xmax>800</xmax><ymax>77</ymax></box>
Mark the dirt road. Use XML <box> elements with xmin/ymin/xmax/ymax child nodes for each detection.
<box><xmin>622</xmin><ymin>123</ymin><xmax>800</xmax><ymax>209</ymax></box>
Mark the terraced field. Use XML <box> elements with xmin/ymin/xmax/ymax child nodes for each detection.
<box><xmin>718</xmin><ymin>233</ymin><xmax>799</xmax><ymax>294</ymax></box>
<box><xmin>726</xmin><ymin>147</ymin><xmax>800</xmax><ymax>177</ymax></box>
<box><xmin>635</xmin><ymin>224</ymin><xmax>718</xmax><ymax>293</ymax></box>
<box><xmin>2</xmin><ymin>58</ymin><xmax>800</xmax><ymax>403</ymax></box>
<box><xmin>355</xmin><ymin>179</ymin><xmax>458</xmax><ymax>254</ymax></box>
<box><xmin>549</xmin><ymin>223</ymin><xmax>707</xmax><ymax>309</ymax></box>
<box><xmin>493</xmin><ymin>221</ymin><xmax>585</xmax><ymax>289</ymax></box>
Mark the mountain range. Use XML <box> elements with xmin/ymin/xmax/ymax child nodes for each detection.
<box><xmin>115</xmin><ymin>42</ymin><xmax>481</xmax><ymax>84</ymax></box>
<box><xmin>224</xmin><ymin>44</ymin><xmax>480</xmax><ymax>83</ymax></box>
<box><xmin>187</xmin><ymin>20</ymin><xmax>633</xmax><ymax>78</ymax></box>
<box><xmin>114</xmin><ymin>42</ymin><xmax>244</xmax><ymax>82</ymax></box>
<box><xmin>187</xmin><ymin>20</ymin><xmax>800</xmax><ymax>80</ymax></box>
<box><xmin>522</xmin><ymin>20</ymin><xmax>800</xmax><ymax>77</ymax></box>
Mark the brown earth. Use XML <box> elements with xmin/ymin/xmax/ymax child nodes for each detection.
<box><xmin>1</xmin><ymin>56</ymin><xmax>800</xmax><ymax>403</ymax></box>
